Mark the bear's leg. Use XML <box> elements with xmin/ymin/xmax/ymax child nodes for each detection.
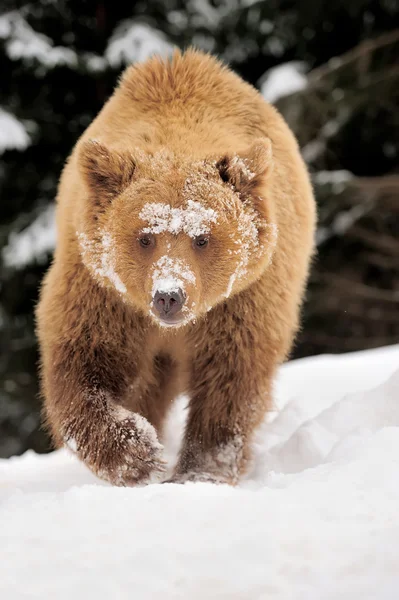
<box><xmin>126</xmin><ymin>352</ymin><xmax>184</xmax><ymax>440</ymax></box>
<box><xmin>169</xmin><ymin>298</ymin><xmax>288</xmax><ymax>485</ymax></box>
<box><xmin>37</xmin><ymin>274</ymin><xmax>167</xmax><ymax>487</ymax></box>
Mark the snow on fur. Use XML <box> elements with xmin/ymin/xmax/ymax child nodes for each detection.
<box><xmin>114</xmin><ymin>406</ymin><xmax>162</xmax><ymax>454</ymax></box>
<box><xmin>150</xmin><ymin>255</ymin><xmax>196</xmax><ymax>325</ymax></box>
<box><xmin>229</xmin><ymin>155</ymin><xmax>256</xmax><ymax>180</ymax></box>
<box><xmin>139</xmin><ymin>200</ymin><xmax>218</xmax><ymax>237</ymax></box>
<box><xmin>1</xmin><ymin>345</ymin><xmax>398</xmax><ymax>599</ymax></box>
<box><xmin>110</xmin><ymin>408</ymin><xmax>164</xmax><ymax>485</ymax></box>
<box><xmin>78</xmin><ymin>230</ymin><xmax>126</xmax><ymax>294</ymax></box>
<box><xmin>151</xmin><ymin>255</ymin><xmax>196</xmax><ymax>296</ymax></box>
<box><xmin>225</xmin><ymin>208</ymin><xmax>277</xmax><ymax>298</ymax></box>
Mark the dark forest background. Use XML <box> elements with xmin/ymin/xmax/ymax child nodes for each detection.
<box><xmin>0</xmin><ymin>0</ymin><xmax>398</xmax><ymax>458</ymax></box>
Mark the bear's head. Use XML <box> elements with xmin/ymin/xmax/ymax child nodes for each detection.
<box><xmin>77</xmin><ymin>138</ymin><xmax>278</xmax><ymax>328</ymax></box>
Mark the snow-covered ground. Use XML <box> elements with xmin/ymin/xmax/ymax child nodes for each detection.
<box><xmin>1</xmin><ymin>345</ymin><xmax>398</xmax><ymax>599</ymax></box>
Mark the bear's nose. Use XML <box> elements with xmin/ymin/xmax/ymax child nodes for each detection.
<box><xmin>153</xmin><ymin>289</ymin><xmax>185</xmax><ymax>318</ymax></box>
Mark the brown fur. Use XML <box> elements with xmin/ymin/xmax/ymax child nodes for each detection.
<box><xmin>35</xmin><ymin>49</ymin><xmax>316</xmax><ymax>486</ymax></box>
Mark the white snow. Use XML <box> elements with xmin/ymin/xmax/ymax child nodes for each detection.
<box><xmin>150</xmin><ymin>255</ymin><xmax>196</xmax><ymax>326</ymax></box>
<box><xmin>78</xmin><ymin>230</ymin><xmax>126</xmax><ymax>295</ymax></box>
<box><xmin>316</xmin><ymin>203</ymin><xmax>369</xmax><ymax>245</ymax></box>
<box><xmin>64</xmin><ymin>437</ymin><xmax>77</xmax><ymax>453</ymax></box>
<box><xmin>106</xmin><ymin>21</ymin><xmax>172</xmax><ymax>67</ymax></box>
<box><xmin>225</xmin><ymin>206</ymin><xmax>260</xmax><ymax>297</ymax></box>
<box><xmin>151</xmin><ymin>255</ymin><xmax>196</xmax><ymax>296</ymax></box>
<box><xmin>225</xmin><ymin>214</ymin><xmax>277</xmax><ymax>299</ymax></box>
<box><xmin>0</xmin><ymin>108</ymin><xmax>31</xmax><ymax>154</ymax></box>
<box><xmin>0</xmin><ymin>11</ymin><xmax>78</xmax><ymax>69</ymax></box>
<box><xmin>139</xmin><ymin>200</ymin><xmax>218</xmax><ymax>237</ymax></box>
<box><xmin>230</xmin><ymin>155</ymin><xmax>256</xmax><ymax>180</ymax></box>
<box><xmin>313</xmin><ymin>169</ymin><xmax>353</xmax><ymax>187</ymax></box>
<box><xmin>260</xmin><ymin>61</ymin><xmax>308</xmax><ymax>103</ymax></box>
<box><xmin>2</xmin><ymin>204</ymin><xmax>56</xmax><ymax>269</ymax></box>
<box><xmin>82</xmin><ymin>53</ymin><xmax>107</xmax><ymax>74</ymax></box>
<box><xmin>1</xmin><ymin>344</ymin><xmax>399</xmax><ymax>599</ymax></box>
<box><xmin>100</xmin><ymin>232</ymin><xmax>127</xmax><ymax>294</ymax></box>
<box><xmin>113</xmin><ymin>405</ymin><xmax>162</xmax><ymax>454</ymax></box>
<box><xmin>302</xmin><ymin>138</ymin><xmax>325</xmax><ymax>163</ymax></box>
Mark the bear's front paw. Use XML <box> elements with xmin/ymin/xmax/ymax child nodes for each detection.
<box><xmin>105</xmin><ymin>408</ymin><xmax>166</xmax><ymax>486</ymax></box>
<box><xmin>67</xmin><ymin>408</ymin><xmax>166</xmax><ymax>487</ymax></box>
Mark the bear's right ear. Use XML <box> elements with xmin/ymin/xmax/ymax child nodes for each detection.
<box><xmin>79</xmin><ymin>139</ymin><xmax>136</xmax><ymax>201</ymax></box>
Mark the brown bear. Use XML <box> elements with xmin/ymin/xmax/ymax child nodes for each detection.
<box><xmin>36</xmin><ymin>49</ymin><xmax>316</xmax><ymax>486</ymax></box>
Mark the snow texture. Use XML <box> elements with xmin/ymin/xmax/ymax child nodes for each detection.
<box><xmin>78</xmin><ymin>230</ymin><xmax>126</xmax><ymax>295</ymax></box>
<box><xmin>139</xmin><ymin>200</ymin><xmax>218</xmax><ymax>237</ymax></box>
<box><xmin>313</xmin><ymin>169</ymin><xmax>353</xmax><ymax>188</ymax></box>
<box><xmin>113</xmin><ymin>405</ymin><xmax>162</xmax><ymax>455</ymax></box>
<box><xmin>0</xmin><ymin>11</ymin><xmax>105</xmax><ymax>73</ymax></box>
<box><xmin>302</xmin><ymin>139</ymin><xmax>325</xmax><ymax>163</ymax></box>
<box><xmin>260</xmin><ymin>61</ymin><xmax>308</xmax><ymax>103</ymax></box>
<box><xmin>1</xmin><ymin>344</ymin><xmax>399</xmax><ymax>599</ymax></box>
<box><xmin>106</xmin><ymin>21</ymin><xmax>172</xmax><ymax>67</ymax></box>
<box><xmin>0</xmin><ymin>11</ymin><xmax>77</xmax><ymax>69</ymax></box>
<box><xmin>225</xmin><ymin>207</ymin><xmax>259</xmax><ymax>297</ymax></box>
<box><xmin>150</xmin><ymin>256</ymin><xmax>196</xmax><ymax>326</ymax></box>
<box><xmin>151</xmin><ymin>255</ymin><xmax>196</xmax><ymax>296</ymax></box>
<box><xmin>316</xmin><ymin>203</ymin><xmax>369</xmax><ymax>246</ymax></box>
<box><xmin>0</xmin><ymin>108</ymin><xmax>31</xmax><ymax>154</ymax></box>
<box><xmin>2</xmin><ymin>204</ymin><xmax>56</xmax><ymax>269</ymax></box>
<box><xmin>225</xmin><ymin>213</ymin><xmax>277</xmax><ymax>298</ymax></box>
<box><xmin>313</xmin><ymin>170</ymin><xmax>363</xmax><ymax>245</ymax></box>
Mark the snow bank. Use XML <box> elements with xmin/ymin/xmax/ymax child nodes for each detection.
<box><xmin>1</xmin><ymin>345</ymin><xmax>399</xmax><ymax>599</ymax></box>
<box><xmin>260</xmin><ymin>61</ymin><xmax>308</xmax><ymax>103</ymax></box>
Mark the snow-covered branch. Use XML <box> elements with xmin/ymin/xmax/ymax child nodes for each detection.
<box><xmin>0</xmin><ymin>108</ymin><xmax>31</xmax><ymax>154</ymax></box>
<box><xmin>0</xmin><ymin>11</ymin><xmax>107</xmax><ymax>73</ymax></box>
<box><xmin>0</xmin><ymin>11</ymin><xmax>77</xmax><ymax>69</ymax></box>
<box><xmin>259</xmin><ymin>61</ymin><xmax>308</xmax><ymax>103</ymax></box>
<box><xmin>2</xmin><ymin>204</ymin><xmax>56</xmax><ymax>269</ymax></box>
<box><xmin>106</xmin><ymin>21</ymin><xmax>172</xmax><ymax>67</ymax></box>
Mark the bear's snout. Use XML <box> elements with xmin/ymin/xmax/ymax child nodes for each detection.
<box><xmin>153</xmin><ymin>289</ymin><xmax>185</xmax><ymax>321</ymax></box>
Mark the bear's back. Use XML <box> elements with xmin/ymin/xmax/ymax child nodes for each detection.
<box><xmin>83</xmin><ymin>49</ymin><xmax>291</xmax><ymax>156</ymax></box>
<box><xmin>120</xmin><ymin>50</ymin><xmax>259</xmax><ymax>117</ymax></box>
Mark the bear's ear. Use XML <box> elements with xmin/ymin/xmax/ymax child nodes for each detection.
<box><xmin>216</xmin><ymin>137</ymin><xmax>273</xmax><ymax>194</ymax></box>
<box><xmin>79</xmin><ymin>139</ymin><xmax>136</xmax><ymax>201</ymax></box>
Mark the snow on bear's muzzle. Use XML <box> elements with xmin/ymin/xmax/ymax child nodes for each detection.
<box><xmin>150</xmin><ymin>256</ymin><xmax>196</xmax><ymax>327</ymax></box>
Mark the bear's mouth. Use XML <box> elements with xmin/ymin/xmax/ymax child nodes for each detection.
<box><xmin>158</xmin><ymin>315</ymin><xmax>186</xmax><ymax>328</ymax></box>
<box><xmin>149</xmin><ymin>306</ymin><xmax>199</xmax><ymax>329</ymax></box>
<box><xmin>149</xmin><ymin>310</ymin><xmax>187</xmax><ymax>329</ymax></box>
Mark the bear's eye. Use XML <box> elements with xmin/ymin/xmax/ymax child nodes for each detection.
<box><xmin>193</xmin><ymin>235</ymin><xmax>209</xmax><ymax>249</ymax></box>
<box><xmin>138</xmin><ymin>234</ymin><xmax>154</xmax><ymax>248</ymax></box>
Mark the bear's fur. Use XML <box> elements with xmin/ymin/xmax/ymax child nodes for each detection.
<box><xmin>36</xmin><ymin>49</ymin><xmax>316</xmax><ymax>486</ymax></box>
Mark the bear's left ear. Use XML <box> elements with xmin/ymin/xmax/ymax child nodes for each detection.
<box><xmin>79</xmin><ymin>139</ymin><xmax>137</xmax><ymax>201</ymax></box>
<box><xmin>216</xmin><ymin>137</ymin><xmax>273</xmax><ymax>195</ymax></box>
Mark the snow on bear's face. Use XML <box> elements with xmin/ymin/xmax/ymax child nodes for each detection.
<box><xmin>77</xmin><ymin>139</ymin><xmax>277</xmax><ymax>328</ymax></box>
